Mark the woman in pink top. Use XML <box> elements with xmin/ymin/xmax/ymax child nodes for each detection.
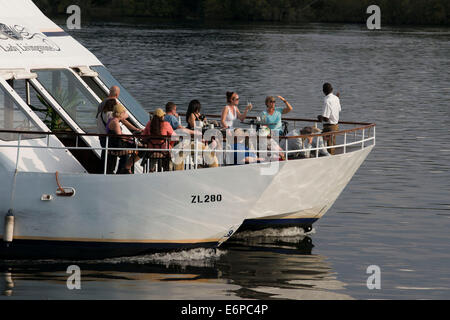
<box><xmin>143</xmin><ymin>108</ymin><xmax>176</xmax><ymax>150</ymax></box>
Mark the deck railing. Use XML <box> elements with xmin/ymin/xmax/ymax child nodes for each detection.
<box><xmin>0</xmin><ymin>118</ymin><xmax>375</xmax><ymax>174</ymax></box>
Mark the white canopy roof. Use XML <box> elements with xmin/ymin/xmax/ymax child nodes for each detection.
<box><xmin>0</xmin><ymin>0</ymin><xmax>102</xmax><ymax>72</ymax></box>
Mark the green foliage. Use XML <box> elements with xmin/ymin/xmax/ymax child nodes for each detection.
<box><xmin>51</xmin><ymin>87</ymin><xmax>84</xmax><ymax>123</ymax></box>
<box><xmin>32</xmin><ymin>0</ymin><xmax>449</xmax><ymax>25</ymax></box>
<box><xmin>29</xmin><ymin>88</ymin><xmax>83</xmax><ymax>131</ymax></box>
<box><xmin>29</xmin><ymin>94</ymin><xmax>68</xmax><ymax>131</ymax></box>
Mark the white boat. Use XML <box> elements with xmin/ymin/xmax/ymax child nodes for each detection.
<box><xmin>0</xmin><ymin>0</ymin><xmax>375</xmax><ymax>259</ymax></box>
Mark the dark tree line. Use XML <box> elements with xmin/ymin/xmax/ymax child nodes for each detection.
<box><xmin>34</xmin><ymin>0</ymin><xmax>449</xmax><ymax>25</ymax></box>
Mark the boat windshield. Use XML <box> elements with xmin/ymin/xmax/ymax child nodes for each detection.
<box><xmin>91</xmin><ymin>65</ymin><xmax>148</xmax><ymax>126</ymax></box>
<box><xmin>32</xmin><ymin>69</ymin><xmax>99</xmax><ymax>133</ymax></box>
<box><xmin>0</xmin><ymin>84</ymin><xmax>43</xmax><ymax>141</ymax></box>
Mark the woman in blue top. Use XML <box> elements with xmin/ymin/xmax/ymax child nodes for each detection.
<box><xmin>260</xmin><ymin>96</ymin><xmax>293</xmax><ymax>135</ymax></box>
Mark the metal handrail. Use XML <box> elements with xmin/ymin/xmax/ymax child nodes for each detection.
<box><xmin>164</xmin><ymin>112</ymin><xmax>375</xmax><ymax>126</ymax></box>
<box><xmin>0</xmin><ymin>122</ymin><xmax>376</xmax><ymax>141</ymax></box>
<box><xmin>0</xmin><ymin>121</ymin><xmax>375</xmax><ymax>174</ymax></box>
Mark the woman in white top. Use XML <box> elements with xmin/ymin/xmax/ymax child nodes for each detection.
<box><xmin>220</xmin><ymin>91</ymin><xmax>252</xmax><ymax>129</ymax></box>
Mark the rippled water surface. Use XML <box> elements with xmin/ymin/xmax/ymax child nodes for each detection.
<box><xmin>1</xmin><ymin>21</ymin><xmax>449</xmax><ymax>299</ymax></box>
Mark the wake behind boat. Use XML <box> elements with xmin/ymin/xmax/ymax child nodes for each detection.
<box><xmin>0</xmin><ymin>0</ymin><xmax>375</xmax><ymax>259</ymax></box>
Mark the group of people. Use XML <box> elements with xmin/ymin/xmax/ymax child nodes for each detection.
<box><xmin>95</xmin><ymin>82</ymin><xmax>342</xmax><ymax>173</ymax></box>
<box><xmin>220</xmin><ymin>91</ymin><xmax>294</xmax><ymax>135</ymax></box>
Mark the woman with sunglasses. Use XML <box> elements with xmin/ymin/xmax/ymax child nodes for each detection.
<box><xmin>220</xmin><ymin>91</ymin><xmax>252</xmax><ymax>129</ymax></box>
<box><xmin>260</xmin><ymin>95</ymin><xmax>293</xmax><ymax>135</ymax></box>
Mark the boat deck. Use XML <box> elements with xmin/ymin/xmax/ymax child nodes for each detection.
<box><xmin>0</xmin><ymin>118</ymin><xmax>375</xmax><ymax>174</ymax></box>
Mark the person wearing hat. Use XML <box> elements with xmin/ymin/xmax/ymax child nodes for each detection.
<box><xmin>96</xmin><ymin>86</ymin><xmax>142</xmax><ymax>143</ymax></box>
<box><xmin>142</xmin><ymin>108</ymin><xmax>177</xmax><ymax>171</ymax></box>
<box><xmin>142</xmin><ymin>108</ymin><xmax>175</xmax><ymax>142</ymax></box>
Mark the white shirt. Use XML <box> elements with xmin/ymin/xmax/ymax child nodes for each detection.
<box><xmin>96</xmin><ymin>111</ymin><xmax>112</xmax><ymax>134</ymax></box>
<box><xmin>224</xmin><ymin>105</ymin><xmax>238</xmax><ymax>128</ymax></box>
<box><xmin>322</xmin><ymin>93</ymin><xmax>341</xmax><ymax>125</ymax></box>
<box><xmin>96</xmin><ymin>98</ymin><xmax>117</xmax><ymax>134</ymax></box>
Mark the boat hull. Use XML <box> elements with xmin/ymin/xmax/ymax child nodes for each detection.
<box><xmin>0</xmin><ymin>146</ymin><xmax>373</xmax><ymax>259</ymax></box>
<box><xmin>0</xmin><ymin>239</ymin><xmax>217</xmax><ymax>260</ymax></box>
<box><xmin>238</xmin><ymin>218</ymin><xmax>319</xmax><ymax>232</ymax></box>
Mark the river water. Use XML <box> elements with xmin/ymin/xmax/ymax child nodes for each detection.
<box><xmin>1</xmin><ymin>20</ymin><xmax>449</xmax><ymax>300</ymax></box>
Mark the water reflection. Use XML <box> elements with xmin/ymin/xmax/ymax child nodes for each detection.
<box><xmin>1</xmin><ymin>271</ymin><xmax>14</xmax><ymax>297</ymax></box>
<box><xmin>0</xmin><ymin>232</ymin><xmax>352</xmax><ymax>299</ymax></box>
<box><xmin>220</xmin><ymin>234</ymin><xmax>352</xmax><ymax>299</ymax></box>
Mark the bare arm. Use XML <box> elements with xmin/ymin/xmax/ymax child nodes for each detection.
<box><xmin>244</xmin><ymin>156</ymin><xmax>264</xmax><ymax>163</ymax></box>
<box><xmin>188</xmin><ymin>113</ymin><xmax>196</xmax><ymax>129</ymax></box>
<box><xmin>109</xmin><ymin>119</ymin><xmax>124</xmax><ymax>139</ymax></box>
<box><xmin>237</xmin><ymin>104</ymin><xmax>252</xmax><ymax>121</ymax></box>
<box><xmin>177</xmin><ymin>125</ymin><xmax>195</xmax><ymax>135</ymax></box>
<box><xmin>221</xmin><ymin>106</ymin><xmax>229</xmax><ymax>128</ymax></box>
<box><xmin>278</xmin><ymin>96</ymin><xmax>293</xmax><ymax>114</ymax></box>
<box><xmin>121</xmin><ymin>118</ymin><xmax>142</xmax><ymax>132</ymax></box>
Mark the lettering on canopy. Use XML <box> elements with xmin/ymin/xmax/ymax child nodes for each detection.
<box><xmin>0</xmin><ymin>23</ymin><xmax>61</xmax><ymax>54</ymax></box>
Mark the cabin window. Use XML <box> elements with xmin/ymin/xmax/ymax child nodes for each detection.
<box><xmin>91</xmin><ymin>66</ymin><xmax>148</xmax><ymax>126</ymax></box>
<box><xmin>0</xmin><ymin>85</ymin><xmax>43</xmax><ymax>141</ymax></box>
<box><xmin>32</xmin><ymin>69</ymin><xmax>99</xmax><ymax>133</ymax></box>
<box><xmin>80</xmin><ymin>76</ymin><xmax>108</xmax><ymax>101</ymax></box>
<box><xmin>12</xmin><ymin>79</ymin><xmax>71</xmax><ymax>132</ymax></box>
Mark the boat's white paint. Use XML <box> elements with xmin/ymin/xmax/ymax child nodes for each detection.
<box><xmin>0</xmin><ymin>1</ymin><xmax>375</xmax><ymax>252</ymax></box>
<box><xmin>0</xmin><ymin>0</ymin><xmax>101</xmax><ymax>71</ymax></box>
<box><xmin>254</xmin><ymin>146</ymin><xmax>372</xmax><ymax>220</ymax></box>
<box><xmin>0</xmin><ymin>138</ymin><xmax>86</xmax><ymax>173</ymax></box>
<box><xmin>0</xmin><ymin>146</ymin><xmax>372</xmax><ymax>243</ymax></box>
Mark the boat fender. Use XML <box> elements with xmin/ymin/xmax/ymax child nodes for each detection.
<box><xmin>3</xmin><ymin>209</ymin><xmax>14</xmax><ymax>243</ymax></box>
